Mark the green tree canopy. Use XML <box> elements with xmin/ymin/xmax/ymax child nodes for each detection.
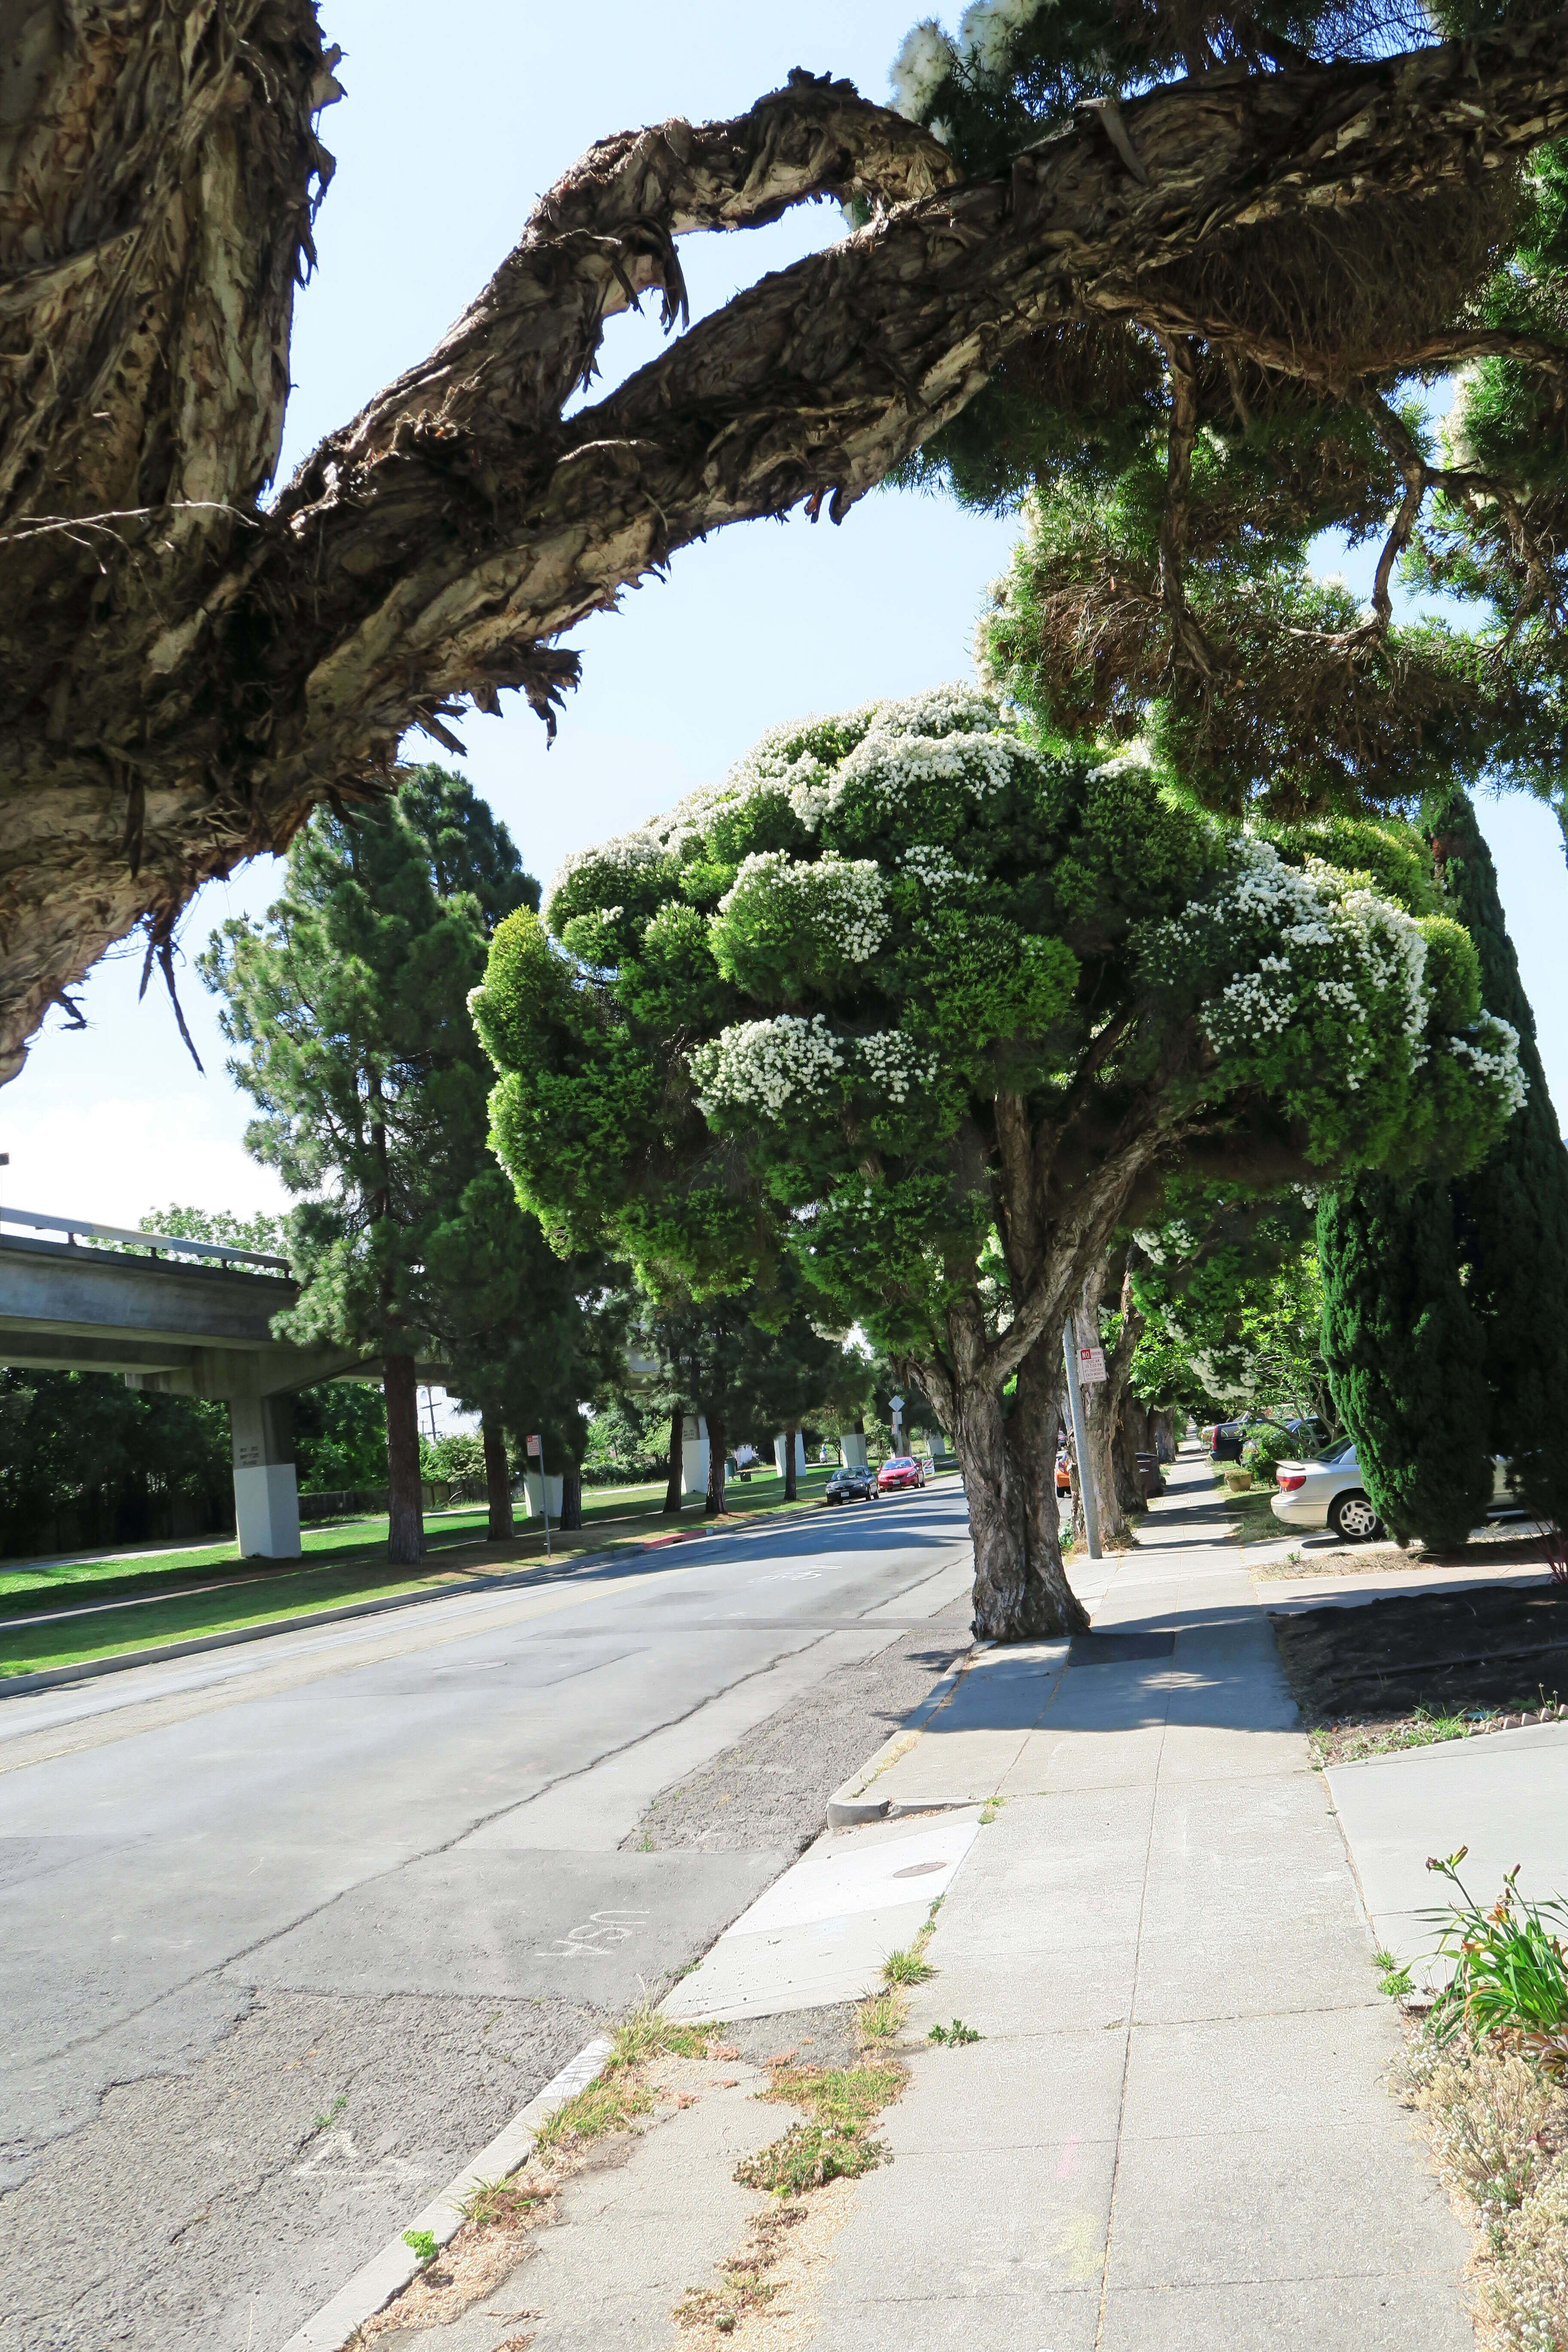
<box><xmin>474</xmin><ymin>687</ymin><xmax>1522</xmax><ymax>1637</ymax></box>
<box><xmin>1317</xmin><ymin>785</ymin><xmax>1568</xmax><ymax>1538</ymax></box>
<box><xmin>884</xmin><ymin>6</ymin><xmax>1568</xmax><ymax>845</ymax></box>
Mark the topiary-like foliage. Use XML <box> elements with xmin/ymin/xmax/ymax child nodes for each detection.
<box><xmin>474</xmin><ymin>687</ymin><xmax>1522</xmax><ymax>1638</ymax></box>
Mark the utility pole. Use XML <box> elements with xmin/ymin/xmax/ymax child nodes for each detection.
<box><xmin>1062</xmin><ymin>1327</ymin><xmax>1102</xmax><ymax>1561</ymax></box>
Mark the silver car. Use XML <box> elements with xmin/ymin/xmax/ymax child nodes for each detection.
<box><xmin>1271</xmin><ymin>1443</ymin><xmax>1517</xmax><ymax>1542</ymax></box>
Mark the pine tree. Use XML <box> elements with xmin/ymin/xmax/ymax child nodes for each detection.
<box><xmin>1428</xmin><ymin>787</ymin><xmax>1568</xmax><ymax>1527</ymax></box>
<box><xmin>1317</xmin><ymin>1177</ymin><xmax>1493</xmax><ymax>1550</ymax></box>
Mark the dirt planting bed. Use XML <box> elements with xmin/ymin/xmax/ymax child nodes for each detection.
<box><xmin>1272</xmin><ymin>1581</ymin><xmax>1568</xmax><ymax>1765</ymax></box>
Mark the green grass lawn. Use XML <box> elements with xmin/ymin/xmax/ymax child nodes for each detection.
<box><xmin>0</xmin><ymin>1461</ymin><xmax>868</xmax><ymax>1678</ymax></box>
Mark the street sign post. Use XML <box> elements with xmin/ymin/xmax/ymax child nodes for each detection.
<box><xmin>526</xmin><ymin>1432</ymin><xmax>551</xmax><ymax>1557</ymax></box>
<box><xmin>1063</xmin><ymin>1332</ymin><xmax>1102</xmax><ymax>1560</ymax></box>
<box><xmin>1077</xmin><ymin>1345</ymin><xmax>1107</xmax><ymax>1384</ymax></box>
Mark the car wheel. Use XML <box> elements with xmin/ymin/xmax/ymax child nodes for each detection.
<box><xmin>1332</xmin><ymin>1490</ymin><xmax>1383</xmax><ymax>1543</ymax></box>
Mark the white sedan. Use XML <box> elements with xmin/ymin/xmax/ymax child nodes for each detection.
<box><xmin>1271</xmin><ymin>1444</ymin><xmax>1518</xmax><ymax>1542</ymax></box>
<box><xmin>1271</xmin><ymin>1441</ymin><xmax>1383</xmax><ymax>1541</ymax></box>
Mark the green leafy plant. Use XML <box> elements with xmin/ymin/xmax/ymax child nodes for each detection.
<box><xmin>882</xmin><ymin>1946</ymin><xmax>935</xmax><ymax>1988</ymax></box>
<box><xmin>928</xmin><ymin>2018</ymin><xmax>982</xmax><ymax>2045</ymax></box>
<box><xmin>311</xmin><ymin>2093</ymin><xmax>346</xmax><ymax>2133</ymax></box>
<box><xmin>1423</xmin><ymin>1849</ymin><xmax>1568</xmax><ymax>2037</ymax></box>
<box><xmin>1373</xmin><ymin>1948</ymin><xmax>1414</xmax><ymax>1999</ymax></box>
<box><xmin>401</xmin><ymin>2230</ymin><xmax>438</xmax><ymax>2266</ymax></box>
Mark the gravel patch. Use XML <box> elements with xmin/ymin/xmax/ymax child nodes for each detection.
<box><xmin>1</xmin><ymin>1988</ymin><xmax>598</xmax><ymax>2352</ymax></box>
<box><xmin>622</xmin><ymin>1600</ymin><xmax>973</xmax><ymax>1859</ymax></box>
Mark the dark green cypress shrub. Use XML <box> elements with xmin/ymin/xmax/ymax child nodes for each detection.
<box><xmin>1317</xmin><ymin>1176</ymin><xmax>1493</xmax><ymax>1548</ymax></box>
<box><xmin>1428</xmin><ymin>787</ymin><xmax>1568</xmax><ymax>1526</ymax></box>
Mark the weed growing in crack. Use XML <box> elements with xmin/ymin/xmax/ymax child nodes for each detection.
<box><xmin>459</xmin><ymin>2177</ymin><xmax>552</xmax><ymax>2231</ymax></box>
<box><xmin>928</xmin><ymin>2018</ymin><xmax>981</xmax><ymax>2045</ymax></box>
<box><xmin>402</xmin><ymin>2230</ymin><xmax>438</xmax><ymax>2266</ymax></box>
<box><xmin>882</xmin><ymin>1945</ymin><xmax>935</xmax><ymax>1988</ymax></box>
<box><xmin>736</xmin><ymin>2059</ymin><xmax>905</xmax><ymax>2199</ymax></box>
<box><xmin>608</xmin><ymin>2000</ymin><xmax>723</xmax><ymax>2076</ymax></box>
<box><xmin>1374</xmin><ymin>1948</ymin><xmax>1414</xmax><ymax>1999</ymax></box>
<box><xmin>311</xmin><ymin>2093</ymin><xmax>346</xmax><ymax>2133</ymax></box>
<box><xmin>857</xmin><ymin>1991</ymin><xmax>902</xmax><ymax>2041</ymax></box>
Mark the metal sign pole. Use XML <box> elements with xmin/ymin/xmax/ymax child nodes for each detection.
<box><xmin>1062</xmin><ymin>1326</ymin><xmax>1102</xmax><ymax>1561</ymax></box>
<box><xmin>528</xmin><ymin>1433</ymin><xmax>551</xmax><ymax>1558</ymax></box>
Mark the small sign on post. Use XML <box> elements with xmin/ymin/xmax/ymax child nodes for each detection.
<box><xmin>1078</xmin><ymin>1345</ymin><xmax>1107</xmax><ymax>1384</ymax></box>
<box><xmin>525</xmin><ymin>1433</ymin><xmax>551</xmax><ymax>1557</ymax></box>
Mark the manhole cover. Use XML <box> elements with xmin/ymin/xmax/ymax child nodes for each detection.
<box><xmin>891</xmin><ymin>1860</ymin><xmax>947</xmax><ymax>1879</ymax></box>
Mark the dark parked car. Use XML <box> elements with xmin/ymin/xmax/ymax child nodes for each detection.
<box><xmin>824</xmin><ymin>1464</ymin><xmax>876</xmax><ymax>1504</ymax></box>
<box><xmin>1209</xmin><ymin>1414</ymin><xmax>1327</xmax><ymax>1463</ymax></box>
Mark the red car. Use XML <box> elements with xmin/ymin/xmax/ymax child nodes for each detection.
<box><xmin>876</xmin><ymin>1455</ymin><xmax>925</xmax><ymax>1494</ymax></box>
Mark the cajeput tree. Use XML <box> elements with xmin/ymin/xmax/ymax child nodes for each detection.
<box><xmin>473</xmin><ymin>686</ymin><xmax>1523</xmax><ymax>1639</ymax></box>
<box><xmin>9</xmin><ymin>6</ymin><xmax>1568</xmax><ymax>1083</ymax></box>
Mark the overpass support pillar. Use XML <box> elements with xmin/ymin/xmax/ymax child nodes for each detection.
<box><xmin>230</xmin><ymin>1391</ymin><xmax>301</xmax><ymax>1558</ymax></box>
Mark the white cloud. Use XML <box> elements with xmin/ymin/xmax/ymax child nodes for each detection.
<box><xmin>2</xmin><ymin>1093</ymin><xmax>288</xmax><ymax>1231</ymax></box>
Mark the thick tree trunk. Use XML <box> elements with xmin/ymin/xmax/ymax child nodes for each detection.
<box><xmin>663</xmin><ymin>1404</ymin><xmax>685</xmax><ymax>1515</ymax></box>
<box><xmin>7</xmin><ymin>15</ymin><xmax>1568</xmax><ymax>1079</ymax></box>
<box><xmin>783</xmin><ymin>1421</ymin><xmax>798</xmax><ymax>1504</ymax></box>
<box><xmin>1114</xmin><ymin>1394</ymin><xmax>1152</xmax><ymax>1515</ymax></box>
<box><xmin>560</xmin><ymin>1462</ymin><xmax>583</xmax><ymax>1532</ymax></box>
<box><xmin>383</xmin><ymin>1350</ymin><xmax>424</xmax><ymax>1565</ymax></box>
<box><xmin>1009</xmin><ymin>1334</ymin><xmax>1091</xmax><ymax>1638</ymax></box>
<box><xmin>482</xmin><ymin>1412</ymin><xmax>512</xmax><ymax>1544</ymax></box>
<box><xmin>1152</xmin><ymin>1408</ymin><xmax>1178</xmax><ymax>1461</ymax></box>
<box><xmin>705</xmin><ymin>1409</ymin><xmax>728</xmax><ymax>1517</ymax></box>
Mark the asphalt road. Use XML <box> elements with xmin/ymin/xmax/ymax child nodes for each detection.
<box><xmin>0</xmin><ymin>1482</ymin><xmax>974</xmax><ymax>2352</ymax></box>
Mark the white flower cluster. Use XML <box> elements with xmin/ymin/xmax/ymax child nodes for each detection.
<box><xmin>855</xmin><ymin>1029</ymin><xmax>937</xmax><ymax>1104</ymax></box>
<box><xmin>1157</xmin><ymin>836</ymin><xmax>1432</xmax><ymax>1091</ymax></box>
<box><xmin>888</xmin><ymin>21</ymin><xmax>955</xmax><ymax>116</ymax></box>
<box><xmin>829</xmin><ymin>708</ymin><xmax>1021</xmax><ymax>822</ymax></box>
<box><xmin>888</xmin><ymin>0</ymin><xmax>1050</xmax><ymax>118</ymax></box>
<box><xmin>718</xmin><ymin>851</ymin><xmax>889</xmax><ymax>963</ymax></box>
<box><xmin>695</xmin><ymin>1014</ymin><xmax>936</xmax><ymax>1124</ymax></box>
<box><xmin>693</xmin><ymin>1015</ymin><xmax>845</xmax><ymax>1118</ymax></box>
<box><xmin>547</xmin><ymin>829</ymin><xmax>666</xmax><ymax>926</ymax></box>
<box><xmin>899</xmin><ymin>844</ymin><xmax>967</xmax><ymax>894</ymax></box>
<box><xmin>1449</xmin><ymin>1014</ymin><xmax>1529</xmax><ymax>1117</ymax></box>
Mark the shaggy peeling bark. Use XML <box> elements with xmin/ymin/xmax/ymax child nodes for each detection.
<box><xmin>8</xmin><ymin>10</ymin><xmax>1568</xmax><ymax>1077</ymax></box>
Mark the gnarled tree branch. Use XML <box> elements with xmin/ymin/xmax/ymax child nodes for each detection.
<box><xmin>9</xmin><ymin>11</ymin><xmax>1568</xmax><ymax>1081</ymax></box>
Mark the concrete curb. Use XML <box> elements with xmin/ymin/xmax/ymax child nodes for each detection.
<box><xmin>278</xmin><ymin>2033</ymin><xmax>614</xmax><ymax>2352</ymax></box>
<box><xmin>824</xmin><ymin>1640</ymin><xmax>979</xmax><ymax>1825</ymax></box>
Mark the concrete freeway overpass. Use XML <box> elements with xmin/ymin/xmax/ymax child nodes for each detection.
<box><xmin>0</xmin><ymin>1207</ymin><xmax>443</xmax><ymax>1556</ymax></box>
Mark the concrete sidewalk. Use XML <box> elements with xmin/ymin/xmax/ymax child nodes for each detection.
<box><xmin>802</xmin><ymin>1449</ymin><xmax>1472</xmax><ymax>2349</ymax></box>
<box><xmin>314</xmin><ymin>1452</ymin><xmax>1474</xmax><ymax>2352</ymax></box>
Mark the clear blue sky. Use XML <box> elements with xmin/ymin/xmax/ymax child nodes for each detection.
<box><xmin>5</xmin><ymin>1</ymin><xmax>1565</xmax><ymax>1224</ymax></box>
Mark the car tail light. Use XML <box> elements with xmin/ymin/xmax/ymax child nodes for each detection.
<box><xmin>1277</xmin><ymin>1472</ymin><xmax>1307</xmax><ymax>1492</ymax></box>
